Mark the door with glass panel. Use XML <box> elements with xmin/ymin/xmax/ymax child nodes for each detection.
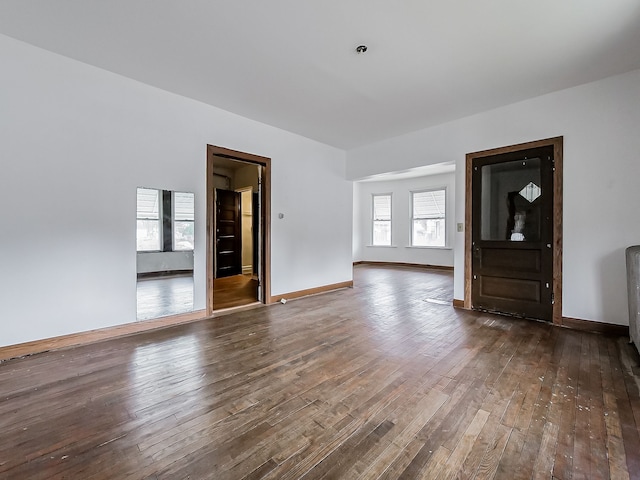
<box><xmin>471</xmin><ymin>145</ymin><xmax>554</xmax><ymax>321</ymax></box>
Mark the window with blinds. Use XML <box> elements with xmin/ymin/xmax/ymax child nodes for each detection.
<box><xmin>136</xmin><ymin>188</ymin><xmax>162</xmax><ymax>251</ymax></box>
<box><xmin>372</xmin><ymin>194</ymin><xmax>392</xmax><ymax>246</ymax></box>
<box><xmin>173</xmin><ymin>192</ymin><xmax>195</xmax><ymax>251</ymax></box>
<box><xmin>412</xmin><ymin>189</ymin><xmax>446</xmax><ymax>247</ymax></box>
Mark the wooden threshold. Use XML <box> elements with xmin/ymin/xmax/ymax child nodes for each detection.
<box><xmin>212</xmin><ymin>301</ymin><xmax>263</xmax><ymax>317</ymax></box>
<box><xmin>0</xmin><ymin>309</ymin><xmax>207</xmax><ymax>362</ymax></box>
<box><xmin>268</xmin><ymin>280</ymin><xmax>353</xmax><ymax>303</ymax></box>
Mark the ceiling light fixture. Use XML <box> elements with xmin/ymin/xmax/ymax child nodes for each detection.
<box><xmin>356</xmin><ymin>45</ymin><xmax>368</xmax><ymax>54</ymax></box>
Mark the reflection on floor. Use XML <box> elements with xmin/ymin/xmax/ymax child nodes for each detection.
<box><xmin>7</xmin><ymin>266</ymin><xmax>637</xmax><ymax>478</ymax></box>
<box><xmin>137</xmin><ymin>274</ymin><xmax>258</xmax><ymax>320</ymax></box>
<box><xmin>213</xmin><ymin>274</ymin><xmax>259</xmax><ymax>310</ymax></box>
<box><xmin>136</xmin><ymin>275</ymin><xmax>194</xmax><ymax>321</ymax></box>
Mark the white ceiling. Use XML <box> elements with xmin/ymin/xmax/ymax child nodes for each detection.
<box><xmin>1</xmin><ymin>1</ymin><xmax>639</xmax><ymax>150</ymax></box>
<box><xmin>358</xmin><ymin>162</ymin><xmax>456</xmax><ymax>182</ymax></box>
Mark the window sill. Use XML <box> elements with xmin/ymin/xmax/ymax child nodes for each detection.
<box><xmin>366</xmin><ymin>245</ymin><xmax>398</xmax><ymax>248</ymax></box>
<box><xmin>405</xmin><ymin>246</ymin><xmax>452</xmax><ymax>250</ymax></box>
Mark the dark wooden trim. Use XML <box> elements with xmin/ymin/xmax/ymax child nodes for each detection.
<box><xmin>464</xmin><ymin>155</ymin><xmax>473</xmax><ymax>310</ymax></box>
<box><xmin>353</xmin><ymin>261</ymin><xmax>453</xmax><ymax>271</ymax></box>
<box><xmin>207</xmin><ymin>149</ymin><xmax>214</xmax><ymax>315</ymax></box>
<box><xmin>263</xmin><ymin>158</ymin><xmax>272</xmax><ymax>304</ymax></box>
<box><xmin>269</xmin><ymin>281</ymin><xmax>353</xmax><ymax>303</ymax></box>
<box><xmin>464</xmin><ymin>136</ymin><xmax>563</xmax><ymax>323</ymax></box>
<box><xmin>452</xmin><ymin>299</ymin><xmax>465</xmax><ymax>308</ymax></box>
<box><xmin>207</xmin><ymin>145</ymin><xmax>273</xmax><ymax>316</ymax></box>
<box><xmin>0</xmin><ymin>310</ymin><xmax>208</xmax><ymax>362</ymax></box>
<box><xmin>552</xmin><ymin>138</ymin><xmax>564</xmax><ymax>325</ymax></box>
<box><xmin>137</xmin><ymin>270</ymin><xmax>193</xmax><ymax>279</ymax></box>
<box><xmin>561</xmin><ymin>316</ymin><xmax>629</xmax><ymax>337</ymax></box>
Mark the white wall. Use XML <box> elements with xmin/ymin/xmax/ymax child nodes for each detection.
<box><xmin>353</xmin><ymin>173</ymin><xmax>455</xmax><ymax>267</ymax></box>
<box><xmin>347</xmin><ymin>69</ymin><xmax>640</xmax><ymax>326</ymax></box>
<box><xmin>136</xmin><ymin>251</ymin><xmax>194</xmax><ymax>275</ymax></box>
<box><xmin>0</xmin><ymin>34</ymin><xmax>352</xmax><ymax>347</ymax></box>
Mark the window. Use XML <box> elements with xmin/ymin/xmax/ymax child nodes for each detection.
<box><xmin>412</xmin><ymin>189</ymin><xmax>446</xmax><ymax>247</ymax></box>
<box><xmin>372</xmin><ymin>194</ymin><xmax>392</xmax><ymax>246</ymax></box>
<box><xmin>173</xmin><ymin>192</ymin><xmax>194</xmax><ymax>251</ymax></box>
<box><xmin>136</xmin><ymin>188</ymin><xmax>161</xmax><ymax>251</ymax></box>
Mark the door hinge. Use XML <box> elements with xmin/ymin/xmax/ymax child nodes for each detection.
<box><xmin>551</xmin><ymin>293</ymin><xmax>555</xmax><ymax>305</ymax></box>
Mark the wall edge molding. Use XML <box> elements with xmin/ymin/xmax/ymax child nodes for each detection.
<box><xmin>354</xmin><ymin>261</ymin><xmax>453</xmax><ymax>271</ymax></box>
<box><xmin>561</xmin><ymin>316</ymin><xmax>629</xmax><ymax>337</ymax></box>
<box><xmin>0</xmin><ymin>309</ymin><xmax>208</xmax><ymax>362</ymax></box>
<box><xmin>450</xmin><ymin>305</ymin><xmax>628</xmax><ymax>336</ymax></box>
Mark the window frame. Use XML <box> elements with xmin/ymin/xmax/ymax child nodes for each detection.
<box><xmin>410</xmin><ymin>187</ymin><xmax>447</xmax><ymax>248</ymax></box>
<box><xmin>372</xmin><ymin>193</ymin><xmax>393</xmax><ymax>246</ymax></box>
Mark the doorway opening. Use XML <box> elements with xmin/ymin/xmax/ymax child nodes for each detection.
<box><xmin>464</xmin><ymin>137</ymin><xmax>563</xmax><ymax>324</ymax></box>
<box><xmin>206</xmin><ymin>145</ymin><xmax>271</xmax><ymax>314</ymax></box>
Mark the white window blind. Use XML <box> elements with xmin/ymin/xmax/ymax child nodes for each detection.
<box><xmin>137</xmin><ymin>188</ymin><xmax>161</xmax><ymax>251</ymax></box>
<box><xmin>412</xmin><ymin>189</ymin><xmax>446</xmax><ymax>247</ymax></box>
<box><xmin>173</xmin><ymin>192</ymin><xmax>195</xmax><ymax>251</ymax></box>
<box><xmin>372</xmin><ymin>194</ymin><xmax>392</xmax><ymax>246</ymax></box>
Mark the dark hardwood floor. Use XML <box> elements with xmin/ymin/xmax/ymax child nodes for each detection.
<box><xmin>213</xmin><ymin>274</ymin><xmax>260</xmax><ymax>310</ymax></box>
<box><xmin>2</xmin><ymin>265</ymin><xmax>639</xmax><ymax>479</ymax></box>
<box><xmin>137</xmin><ymin>274</ymin><xmax>194</xmax><ymax>320</ymax></box>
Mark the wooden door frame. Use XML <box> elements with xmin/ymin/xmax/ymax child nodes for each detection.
<box><xmin>464</xmin><ymin>136</ymin><xmax>563</xmax><ymax>324</ymax></box>
<box><xmin>206</xmin><ymin>145</ymin><xmax>272</xmax><ymax>315</ymax></box>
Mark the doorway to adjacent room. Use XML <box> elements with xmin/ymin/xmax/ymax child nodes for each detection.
<box><xmin>207</xmin><ymin>145</ymin><xmax>271</xmax><ymax>313</ymax></box>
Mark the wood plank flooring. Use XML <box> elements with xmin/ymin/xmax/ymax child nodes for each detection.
<box><xmin>2</xmin><ymin>265</ymin><xmax>640</xmax><ymax>479</ymax></box>
<box><xmin>137</xmin><ymin>275</ymin><xmax>194</xmax><ymax>320</ymax></box>
<box><xmin>136</xmin><ymin>273</ymin><xmax>257</xmax><ymax>322</ymax></box>
<box><xmin>213</xmin><ymin>274</ymin><xmax>260</xmax><ymax>310</ymax></box>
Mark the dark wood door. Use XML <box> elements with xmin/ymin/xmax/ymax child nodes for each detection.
<box><xmin>471</xmin><ymin>145</ymin><xmax>554</xmax><ymax>321</ymax></box>
<box><xmin>216</xmin><ymin>189</ymin><xmax>241</xmax><ymax>278</ymax></box>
